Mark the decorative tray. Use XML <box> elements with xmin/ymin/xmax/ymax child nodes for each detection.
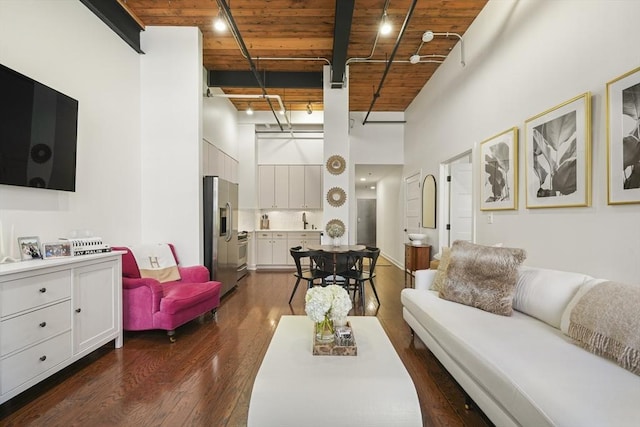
<box><xmin>312</xmin><ymin>323</ymin><xmax>357</xmax><ymax>356</ymax></box>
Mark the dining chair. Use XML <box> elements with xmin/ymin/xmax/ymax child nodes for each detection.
<box><xmin>289</xmin><ymin>247</ymin><xmax>330</xmax><ymax>304</ymax></box>
<box><xmin>340</xmin><ymin>247</ymin><xmax>381</xmax><ymax>309</ymax></box>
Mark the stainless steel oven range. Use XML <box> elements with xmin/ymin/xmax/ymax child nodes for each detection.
<box><xmin>237</xmin><ymin>231</ymin><xmax>248</xmax><ymax>281</ymax></box>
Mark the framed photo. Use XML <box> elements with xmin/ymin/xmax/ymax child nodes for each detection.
<box><xmin>42</xmin><ymin>242</ymin><xmax>72</xmax><ymax>259</ymax></box>
<box><xmin>524</xmin><ymin>92</ymin><xmax>591</xmax><ymax>208</ymax></box>
<box><xmin>606</xmin><ymin>66</ymin><xmax>640</xmax><ymax>205</ymax></box>
<box><xmin>480</xmin><ymin>127</ymin><xmax>518</xmax><ymax>210</ymax></box>
<box><xmin>17</xmin><ymin>236</ymin><xmax>42</xmax><ymax>260</ymax></box>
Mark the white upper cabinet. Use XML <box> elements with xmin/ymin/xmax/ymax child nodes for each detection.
<box><xmin>259</xmin><ymin>165</ymin><xmax>289</xmax><ymax>209</ymax></box>
<box><xmin>289</xmin><ymin>165</ymin><xmax>322</xmax><ymax>209</ymax></box>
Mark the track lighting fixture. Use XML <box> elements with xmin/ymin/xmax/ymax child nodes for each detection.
<box><xmin>379</xmin><ymin>11</ymin><xmax>392</xmax><ymax>35</ymax></box>
<box><xmin>306</xmin><ymin>102</ymin><xmax>313</xmax><ymax>115</ymax></box>
<box><xmin>246</xmin><ymin>103</ymin><xmax>254</xmax><ymax>115</ymax></box>
<box><xmin>409</xmin><ymin>30</ymin><xmax>465</xmax><ymax>67</ymax></box>
<box><xmin>422</xmin><ymin>30</ymin><xmax>434</xmax><ymax>42</ymax></box>
<box><xmin>214</xmin><ymin>8</ymin><xmax>226</xmax><ymax>32</ymax></box>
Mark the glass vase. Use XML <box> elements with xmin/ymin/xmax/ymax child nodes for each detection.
<box><xmin>315</xmin><ymin>316</ymin><xmax>335</xmax><ymax>343</ymax></box>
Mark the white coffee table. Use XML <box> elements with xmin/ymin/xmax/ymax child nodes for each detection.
<box><xmin>247</xmin><ymin>315</ymin><xmax>422</xmax><ymax>427</ymax></box>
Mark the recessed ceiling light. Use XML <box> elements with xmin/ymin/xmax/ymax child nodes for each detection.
<box><xmin>370</xmin><ymin>186</ymin><xmax>376</xmax><ymax>190</ymax></box>
<box><xmin>360</xmin><ymin>178</ymin><xmax>366</xmax><ymax>181</ymax></box>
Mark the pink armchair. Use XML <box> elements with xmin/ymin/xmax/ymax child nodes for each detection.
<box><xmin>113</xmin><ymin>245</ymin><xmax>222</xmax><ymax>342</ymax></box>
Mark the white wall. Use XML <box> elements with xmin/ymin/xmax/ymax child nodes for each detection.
<box><xmin>140</xmin><ymin>27</ymin><xmax>203</xmax><ymax>265</ymax></box>
<box><xmin>404</xmin><ymin>0</ymin><xmax>640</xmax><ymax>283</ymax></box>
<box><xmin>0</xmin><ymin>0</ymin><xmax>141</xmax><ymax>256</ymax></box>
<box><xmin>349</xmin><ymin>112</ymin><xmax>404</xmax><ymax>165</ymax></box>
<box><xmin>203</xmin><ymin>87</ymin><xmax>239</xmax><ymax>159</ymax></box>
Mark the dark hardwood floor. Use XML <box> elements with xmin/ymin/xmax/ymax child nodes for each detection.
<box><xmin>0</xmin><ymin>259</ymin><xmax>493</xmax><ymax>427</ymax></box>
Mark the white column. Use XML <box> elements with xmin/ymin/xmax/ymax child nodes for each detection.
<box><xmin>322</xmin><ymin>65</ymin><xmax>350</xmax><ymax>244</ymax></box>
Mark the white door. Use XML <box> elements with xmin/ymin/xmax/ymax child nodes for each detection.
<box><xmin>449</xmin><ymin>163</ymin><xmax>473</xmax><ymax>244</ymax></box>
<box><xmin>404</xmin><ymin>172</ymin><xmax>421</xmax><ymax>240</ymax></box>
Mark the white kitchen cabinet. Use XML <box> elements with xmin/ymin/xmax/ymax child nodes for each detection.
<box><xmin>286</xmin><ymin>232</ymin><xmax>322</xmax><ymax>266</ymax></box>
<box><xmin>289</xmin><ymin>165</ymin><xmax>323</xmax><ymax>209</ymax></box>
<box><xmin>261</xmin><ymin>165</ymin><xmax>321</xmax><ymax>210</ymax></box>
<box><xmin>303</xmin><ymin>165</ymin><xmax>322</xmax><ymax>209</ymax></box>
<box><xmin>258</xmin><ymin>165</ymin><xmax>289</xmax><ymax>209</ymax></box>
<box><xmin>0</xmin><ymin>253</ymin><xmax>123</xmax><ymax>404</ymax></box>
<box><xmin>256</xmin><ymin>232</ymin><xmax>289</xmax><ymax>266</ymax></box>
<box><xmin>202</xmin><ymin>140</ymin><xmax>238</xmax><ymax>184</ymax></box>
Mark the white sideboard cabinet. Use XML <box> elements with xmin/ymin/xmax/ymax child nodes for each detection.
<box><xmin>0</xmin><ymin>252</ymin><xmax>123</xmax><ymax>404</ymax></box>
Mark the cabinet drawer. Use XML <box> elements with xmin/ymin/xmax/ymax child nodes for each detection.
<box><xmin>1</xmin><ymin>270</ymin><xmax>72</xmax><ymax>317</ymax></box>
<box><xmin>287</xmin><ymin>232</ymin><xmax>320</xmax><ymax>241</ymax></box>
<box><xmin>256</xmin><ymin>232</ymin><xmax>272</xmax><ymax>239</ymax></box>
<box><xmin>1</xmin><ymin>300</ymin><xmax>72</xmax><ymax>356</ymax></box>
<box><xmin>1</xmin><ymin>331</ymin><xmax>72</xmax><ymax>395</ymax></box>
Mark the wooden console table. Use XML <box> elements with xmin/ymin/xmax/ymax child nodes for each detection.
<box><xmin>404</xmin><ymin>243</ymin><xmax>431</xmax><ymax>287</ymax></box>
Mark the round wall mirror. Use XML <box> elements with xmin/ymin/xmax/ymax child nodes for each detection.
<box><xmin>422</xmin><ymin>175</ymin><xmax>437</xmax><ymax>229</ymax></box>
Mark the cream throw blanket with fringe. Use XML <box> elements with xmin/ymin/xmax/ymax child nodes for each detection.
<box><xmin>130</xmin><ymin>244</ymin><xmax>181</xmax><ymax>283</ymax></box>
<box><xmin>566</xmin><ymin>281</ymin><xmax>640</xmax><ymax>376</ymax></box>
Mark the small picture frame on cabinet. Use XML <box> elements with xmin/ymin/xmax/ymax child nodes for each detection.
<box><xmin>17</xmin><ymin>236</ymin><xmax>42</xmax><ymax>260</ymax></box>
<box><xmin>42</xmin><ymin>242</ymin><xmax>72</xmax><ymax>259</ymax></box>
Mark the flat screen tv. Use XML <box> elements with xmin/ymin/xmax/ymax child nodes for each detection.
<box><xmin>0</xmin><ymin>63</ymin><xmax>78</xmax><ymax>192</ymax></box>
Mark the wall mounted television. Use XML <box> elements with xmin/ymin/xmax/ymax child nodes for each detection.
<box><xmin>0</xmin><ymin>63</ymin><xmax>78</xmax><ymax>192</ymax></box>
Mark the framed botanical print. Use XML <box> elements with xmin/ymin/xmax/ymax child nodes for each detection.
<box><xmin>480</xmin><ymin>127</ymin><xmax>518</xmax><ymax>210</ymax></box>
<box><xmin>606</xmin><ymin>66</ymin><xmax>640</xmax><ymax>205</ymax></box>
<box><xmin>524</xmin><ymin>92</ymin><xmax>591</xmax><ymax>208</ymax></box>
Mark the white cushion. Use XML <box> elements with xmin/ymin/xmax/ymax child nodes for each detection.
<box><xmin>414</xmin><ymin>269</ymin><xmax>437</xmax><ymax>291</ymax></box>
<box><xmin>513</xmin><ymin>266</ymin><xmax>592</xmax><ymax>329</ymax></box>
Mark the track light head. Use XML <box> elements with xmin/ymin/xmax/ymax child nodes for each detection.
<box><xmin>379</xmin><ymin>12</ymin><xmax>392</xmax><ymax>35</ymax></box>
<box><xmin>422</xmin><ymin>30</ymin><xmax>434</xmax><ymax>43</ymax></box>
<box><xmin>214</xmin><ymin>9</ymin><xmax>226</xmax><ymax>32</ymax></box>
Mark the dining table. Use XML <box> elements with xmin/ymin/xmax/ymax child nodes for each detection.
<box><xmin>306</xmin><ymin>244</ymin><xmax>365</xmax><ymax>284</ymax></box>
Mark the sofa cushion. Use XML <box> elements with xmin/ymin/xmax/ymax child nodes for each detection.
<box><xmin>513</xmin><ymin>266</ymin><xmax>592</xmax><ymax>329</ymax></box>
<box><xmin>160</xmin><ymin>282</ymin><xmax>220</xmax><ymax>315</ymax></box>
<box><xmin>440</xmin><ymin>241</ymin><xmax>526</xmax><ymax>316</ymax></box>
<box><xmin>430</xmin><ymin>247</ymin><xmax>450</xmax><ymax>292</ymax></box>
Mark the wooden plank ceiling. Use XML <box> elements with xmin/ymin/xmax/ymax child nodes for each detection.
<box><xmin>123</xmin><ymin>0</ymin><xmax>487</xmax><ymax>112</ymax></box>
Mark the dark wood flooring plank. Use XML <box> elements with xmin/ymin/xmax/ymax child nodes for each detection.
<box><xmin>0</xmin><ymin>261</ymin><xmax>493</xmax><ymax>427</ymax></box>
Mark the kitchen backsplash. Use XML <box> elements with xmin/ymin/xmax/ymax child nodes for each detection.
<box><xmin>238</xmin><ymin>209</ymin><xmax>323</xmax><ymax>231</ymax></box>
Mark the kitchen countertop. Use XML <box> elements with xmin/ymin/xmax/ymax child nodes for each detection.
<box><xmin>251</xmin><ymin>229</ymin><xmax>323</xmax><ymax>232</ymax></box>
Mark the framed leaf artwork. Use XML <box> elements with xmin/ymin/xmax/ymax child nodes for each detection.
<box><xmin>480</xmin><ymin>127</ymin><xmax>518</xmax><ymax>211</ymax></box>
<box><xmin>606</xmin><ymin>66</ymin><xmax>640</xmax><ymax>205</ymax></box>
<box><xmin>524</xmin><ymin>92</ymin><xmax>591</xmax><ymax>208</ymax></box>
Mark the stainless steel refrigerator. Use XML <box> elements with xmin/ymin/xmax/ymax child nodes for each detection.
<box><xmin>204</xmin><ymin>176</ymin><xmax>239</xmax><ymax>297</ymax></box>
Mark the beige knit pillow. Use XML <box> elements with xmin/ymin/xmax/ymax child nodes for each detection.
<box><xmin>430</xmin><ymin>247</ymin><xmax>451</xmax><ymax>292</ymax></box>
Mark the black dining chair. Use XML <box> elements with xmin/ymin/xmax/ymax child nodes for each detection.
<box><xmin>340</xmin><ymin>247</ymin><xmax>381</xmax><ymax>309</ymax></box>
<box><xmin>289</xmin><ymin>247</ymin><xmax>330</xmax><ymax>304</ymax></box>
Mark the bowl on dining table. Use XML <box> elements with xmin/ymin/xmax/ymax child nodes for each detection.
<box><xmin>408</xmin><ymin>233</ymin><xmax>427</xmax><ymax>245</ymax></box>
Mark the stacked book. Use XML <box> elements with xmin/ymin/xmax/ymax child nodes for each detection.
<box><xmin>60</xmin><ymin>237</ymin><xmax>111</xmax><ymax>256</ymax></box>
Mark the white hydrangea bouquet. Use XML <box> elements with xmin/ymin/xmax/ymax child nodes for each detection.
<box><xmin>305</xmin><ymin>285</ymin><xmax>352</xmax><ymax>342</ymax></box>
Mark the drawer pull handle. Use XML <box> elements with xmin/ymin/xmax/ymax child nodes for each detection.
<box><xmin>39</xmin><ymin>322</ymin><xmax>47</xmax><ymax>328</ymax></box>
<box><xmin>39</xmin><ymin>288</ymin><xmax>47</xmax><ymax>293</ymax></box>
<box><xmin>40</xmin><ymin>355</ymin><xmax>47</xmax><ymax>362</ymax></box>
<box><xmin>75</xmin><ymin>308</ymin><xmax>82</xmax><ymax>313</ymax></box>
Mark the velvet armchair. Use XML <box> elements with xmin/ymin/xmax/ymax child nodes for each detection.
<box><xmin>113</xmin><ymin>245</ymin><xmax>222</xmax><ymax>342</ymax></box>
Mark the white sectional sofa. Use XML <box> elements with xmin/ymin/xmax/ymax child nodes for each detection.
<box><xmin>401</xmin><ymin>266</ymin><xmax>640</xmax><ymax>427</ymax></box>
